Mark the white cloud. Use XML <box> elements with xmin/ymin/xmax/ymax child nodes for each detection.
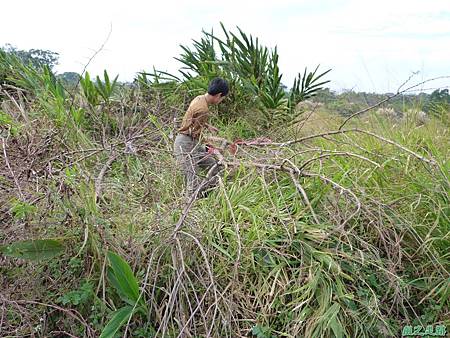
<box><xmin>1</xmin><ymin>0</ymin><xmax>449</xmax><ymax>92</ymax></box>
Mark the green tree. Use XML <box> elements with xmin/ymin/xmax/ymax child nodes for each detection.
<box><xmin>1</xmin><ymin>43</ymin><xmax>59</xmax><ymax>69</ymax></box>
<box><xmin>429</xmin><ymin>89</ymin><xmax>450</xmax><ymax>104</ymax></box>
<box><xmin>425</xmin><ymin>89</ymin><xmax>450</xmax><ymax>120</ymax></box>
<box><xmin>57</xmin><ymin>72</ymin><xmax>81</xmax><ymax>86</ymax></box>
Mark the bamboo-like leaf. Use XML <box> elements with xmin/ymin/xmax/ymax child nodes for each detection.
<box><xmin>111</xmin><ymin>74</ymin><xmax>119</xmax><ymax>93</ymax></box>
<box><xmin>104</xmin><ymin>70</ymin><xmax>110</xmax><ymax>89</ymax></box>
<box><xmin>324</xmin><ymin>303</ymin><xmax>344</xmax><ymax>338</ymax></box>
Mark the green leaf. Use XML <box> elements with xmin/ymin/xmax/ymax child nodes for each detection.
<box><xmin>99</xmin><ymin>305</ymin><xmax>133</xmax><ymax>338</ymax></box>
<box><xmin>251</xmin><ymin>324</ymin><xmax>275</xmax><ymax>338</ymax></box>
<box><xmin>107</xmin><ymin>251</ymin><xmax>140</xmax><ymax>305</ymax></box>
<box><xmin>10</xmin><ymin>199</ymin><xmax>37</xmax><ymax>219</ymax></box>
<box><xmin>0</xmin><ymin>239</ymin><xmax>64</xmax><ymax>260</ymax></box>
<box><xmin>329</xmin><ymin>316</ymin><xmax>344</xmax><ymax>338</ymax></box>
<box><xmin>324</xmin><ymin>303</ymin><xmax>344</xmax><ymax>338</ymax></box>
<box><xmin>107</xmin><ymin>267</ymin><xmax>135</xmax><ymax>306</ymax></box>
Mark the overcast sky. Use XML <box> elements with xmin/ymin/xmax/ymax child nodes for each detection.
<box><xmin>1</xmin><ymin>0</ymin><xmax>449</xmax><ymax>93</ymax></box>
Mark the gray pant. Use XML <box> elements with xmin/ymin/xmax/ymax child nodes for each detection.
<box><xmin>173</xmin><ymin>134</ymin><xmax>221</xmax><ymax>197</ymax></box>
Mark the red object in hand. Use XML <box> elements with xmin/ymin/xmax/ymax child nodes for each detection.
<box><xmin>206</xmin><ymin>144</ymin><xmax>220</xmax><ymax>155</ymax></box>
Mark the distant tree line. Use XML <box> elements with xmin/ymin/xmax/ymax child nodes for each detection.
<box><xmin>1</xmin><ymin>43</ymin><xmax>59</xmax><ymax>69</ymax></box>
<box><xmin>312</xmin><ymin>88</ymin><xmax>449</xmax><ymax>117</ymax></box>
<box><xmin>1</xmin><ymin>44</ymin><xmax>80</xmax><ymax>87</ymax></box>
<box><xmin>2</xmin><ymin>44</ymin><xmax>448</xmax><ymax>119</ymax></box>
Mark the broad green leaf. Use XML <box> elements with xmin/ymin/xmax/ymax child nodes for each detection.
<box><xmin>99</xmin><ymin>305</ymin><xmax>133</xmax><ymax>338</ymax></box>
<box><xmin>107</xmin><ymin>267</ymin><xmax>136</xmax><ymax>306</ymax></box>
<box><xmin>107</xmin><ymin>251</ymin><xmax>140</xmax><ymax>304</ymax></box>
<box><xmin>0</xmin><ymin>239</ymin><xmax>64</xmax><ymax>260</ymax></box>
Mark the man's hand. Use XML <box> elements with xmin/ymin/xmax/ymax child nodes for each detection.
<box><xmin>206</xmin><ymin>136</ymin><xmax>230</xmax><ymax>146</ymax></box>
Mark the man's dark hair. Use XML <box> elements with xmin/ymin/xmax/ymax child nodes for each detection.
<box><xmin>208</xmin><ymin>77</ymin><xmax>229</xmax><ymax>96</ymax></box>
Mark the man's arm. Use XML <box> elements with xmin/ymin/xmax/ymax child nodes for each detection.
<box><xmin>204</xmin><ymin>135</ymin><xmax>231</xmax><ymax>150</ymax></box>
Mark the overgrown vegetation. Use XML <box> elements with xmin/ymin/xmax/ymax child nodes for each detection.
<box><xmin>1</xmin><ymin>26</ymin><xmax>449</xmax><ymax>338</ymax></box>
<box><xmin>141</xmin><ymin>23</ymin><xmax>330</xmax><ymax>127</ymax></box>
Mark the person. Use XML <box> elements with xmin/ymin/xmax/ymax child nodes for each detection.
<box><xmin>173</xmin><ymin>77</ymin><xmax>230</xmax><ymax>199</ymax></box>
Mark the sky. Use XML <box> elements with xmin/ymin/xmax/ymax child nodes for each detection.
<box><xmin>1</xmin><ymin>0</ymin><xmax>449</xmax><ymax>93</ymax></box>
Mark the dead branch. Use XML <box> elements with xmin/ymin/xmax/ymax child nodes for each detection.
<box><xmin>94</xmin><ymin>152</ymin><xmax>118</xmax><ymax>201</ymax></box>
<box><xmin>353</xmin><ymin>128</ymin><xmax>437</xmax><ymax>166</ymax></box>
<box><xmin>68</xmin><ymin>24</ymin><xmax>113</xmax><ymax>111</ymax></box>
<box><xmin>280</xmin><ymin>158</ymin><xmax>320</xmax><ymax>224</ymax></box>
<box><xmin>297</xmin><ymin>151</ymin><xmax>381</xmax><ymax>172</ymax></box>
<box><xmin>171</xmin><ymin>163</ymin><xmax>221</xmax><ymax>238</ymax></box>
<box><xmin>276</xmin><ymin>129</ymin><xmax>358</xmax><ymax>147</ymax></box>
<box><xmin>288</xmin><ymin>170</ymin><xmax>320</xmax><ymax>224</ymax></box>
<box><xmin>271</xmin><ymin>128</ymin><xmax>437</xmax><ymax>166</ymax></box>
<box><xmin>2</xmin><ymin>135</ymin><xmax>24</xmax><ymax>199</ymax></box>
<box><xmin>302</xmin><ymin>171</ymin><xmax>361</xmax><ymax>228</ymax></box>
<box><xmin>1</xmin><ymin>88</ymin><xmax>30</xmax><ymax>123</ymax></box>
<box><xmin>339</xmin><ymin>76</ymin><xmax>450</xmax><ymax>130</ymax></box>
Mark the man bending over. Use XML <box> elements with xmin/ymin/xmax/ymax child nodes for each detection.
<box><xmin>173</xmin><ymin>77</ymin><xmax>230</xmax><ymax>199</ymax></box>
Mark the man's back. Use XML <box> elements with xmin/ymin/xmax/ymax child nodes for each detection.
<box><xmin>178</xmin><ymin>94</ymin><xmax>210</xmax><ymax>141</ymax></box>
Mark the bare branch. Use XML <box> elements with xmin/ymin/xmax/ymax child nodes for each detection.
<box><xmin>339</xmin><ymin>76</ymin><xmax>450</xmax><ymax>130</ymax></box>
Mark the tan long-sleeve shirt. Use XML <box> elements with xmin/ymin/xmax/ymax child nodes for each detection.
<box><xmin>177</xmin><ymin>95</ymin><xmax>210</xmax><ymax>140</ymax></box>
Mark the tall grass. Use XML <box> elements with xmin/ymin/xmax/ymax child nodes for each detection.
<box><xmin>1</xmin><ymin>36</ymin><xmax>449</xmax><ymax>337</ymax></box>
